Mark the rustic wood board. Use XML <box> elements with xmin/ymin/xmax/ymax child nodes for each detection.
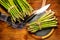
<box><xmin>0</xmin><ymin>0</ymin><xmax>60</xmax><ymax>40</ymax></box>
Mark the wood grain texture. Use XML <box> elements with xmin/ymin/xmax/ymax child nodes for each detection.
<box><xmin>0</xmin><ymin>0</ymin><xmax>60</xmax><ymax>40</ymax></box>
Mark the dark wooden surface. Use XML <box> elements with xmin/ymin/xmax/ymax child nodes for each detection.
<box><xmin>0</xmin><ymin>0</ymin><xmax>60</xmax><ymax>40</ymax></box>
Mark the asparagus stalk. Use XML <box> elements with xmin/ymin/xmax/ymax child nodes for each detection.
<box><xmin>28</xmin><ymin>20</ymin><xmax>57</xmax><ymax>33</ymax></box>
<box><xmin>20</xmin><ymin>0</ymin><xmax>30</xmax><ymax>15</ymax></box>
<box><xmin>37</xmin><ymin>10</ymin><xmax>53</xmax><ymax>22</ymax></box>
<box><xmin>41</xmin><ymin>16</ymin><xmax>57</xmax><ymax>22</ymax></box>
<box><xmin>23</xmin><ymin>0</ymin><xmax>33</xmax><ymax>11</ymax></box>
<box><xmin>17</xmin><ymin>0</ymin><xmax>27</xmax><ymax>17</ymax></box>
<box><xmin>0</xmin><ymin>0</ymin><xmax>9</xmax><ymax>9</ymax></box>
<box><xmin>13</xmin><ymin>0</ymin><xmax>24</xmax><ymax>17</ymax></box>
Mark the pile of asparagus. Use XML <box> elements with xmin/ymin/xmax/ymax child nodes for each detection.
<box><xmin>27</xmin><ymin>10</ymin><xmax>57</xmax><ymax>33</ymax></box>
<box><xmin>0</xmin><ymin>0</ymin><xmax>33</xmax><ymax>23</ymax></box>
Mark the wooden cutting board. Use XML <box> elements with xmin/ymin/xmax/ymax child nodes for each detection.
<box><xmin>0</xmin><ymin>0</ymin><xmax>60</xmax><ymax>40</ymax></box>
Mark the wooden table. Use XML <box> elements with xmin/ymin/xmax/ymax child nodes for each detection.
<box><xmin>0</xmin><ymin>0</ymin><xmax>60</xmax><ymax>40</ymax></box>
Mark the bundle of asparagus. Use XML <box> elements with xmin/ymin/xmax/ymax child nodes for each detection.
<box><xmin>27</xmin><ymin>10</ymin><xmax>57</xmax><ymax>33</ymax></box>
<box><xmin>0</xmin><ymin>0</ymin><xmax>33</xmax><ymax>23</ymax></box>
